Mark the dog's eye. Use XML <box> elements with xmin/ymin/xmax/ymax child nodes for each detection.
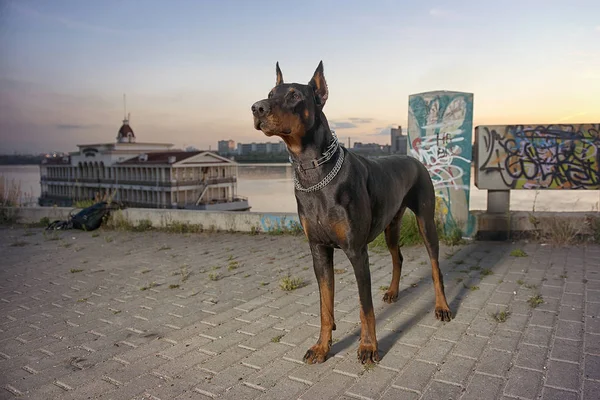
<box><xmin>291</xmin><ymin>92</ymin><xmax>300</xmax><ymax>100</ymax></box>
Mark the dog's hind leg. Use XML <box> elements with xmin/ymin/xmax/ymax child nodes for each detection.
<box><xmin>413</xmin><ymin>196</ymin><xmax>453</xmax><ymax>322</ymax></box>
<box><xmin>382</xmin><ymin>207</ymin><xmax>406</xmax><ymax>304</ymax></box>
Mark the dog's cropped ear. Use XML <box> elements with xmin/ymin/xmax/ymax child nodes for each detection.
<box><xmin>276</xmin><ymin>62</ymin><xmax>284</xmax><ymax>86</ymax></box>
<box><xmin>309</xmin><ymin>61</ymin><xmax>328</xmax><ymax>107</ymax></box>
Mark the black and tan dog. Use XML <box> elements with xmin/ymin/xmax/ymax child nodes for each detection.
<box><xmin>251</xmin><ymin>62</ymin><xmax>452</xmax><ymax>364</ymax></box>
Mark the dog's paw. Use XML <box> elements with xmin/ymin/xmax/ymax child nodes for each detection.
<box><xmin>303</xmin><ymin>343</ymin><xmax>329</xmax><ymax>364</ymax></box>
<box><xmin>382</xmin><ymin>290</ymin><xmax>398</xmax><ymax>304</ymax></box>
<box><xmin>435</xmin><ymin>306</ymin><xmax>453</xmax><ymax>322</ymax></box>
<box><xmin>357</xmin><ymin>343</ymin><xmax>380</xmax><ymax>364</ymax></box>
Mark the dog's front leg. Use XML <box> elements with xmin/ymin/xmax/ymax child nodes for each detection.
<box><xmin>303</xmin><ymin>243</ymin><xmax>335</xmax><ymax>364</ymax></box>
<box><xmin>347</xmin><ymin>246</ymin><xmax>380</xmax><ymax>364</ymax></box>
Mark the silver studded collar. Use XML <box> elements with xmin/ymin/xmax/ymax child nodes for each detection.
<box><xmin>290</xmin><ymin>132</ymin><xmax>345</xmax><ymax>193</ymax></box>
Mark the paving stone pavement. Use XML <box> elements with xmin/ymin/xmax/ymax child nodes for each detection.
<box><xmin>0</xmin><ymin>226</ymin><xmax>599</xmax><ymax>400</ymax></box>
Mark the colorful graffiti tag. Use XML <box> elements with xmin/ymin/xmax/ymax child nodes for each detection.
<box><xmin>408</xmin><ymin>91</ymin><xmax>475</xmax><ymax>236</ymax></box>
<box><xmin>475</xmin><ymin>124</ymin><xmax>600</xmax><ymax>190</ymax></box>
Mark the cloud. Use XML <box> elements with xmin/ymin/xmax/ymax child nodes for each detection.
<box><xmin>329</xmin><ymin>117</ymin><xmax>374</xmax><ymax>130</ymax></box>
<box><xmin>368</xmin><ymin>124</ymin><xmax>397</xmax><ymax>136</ymax></box>
<box><xmin>9</xmin><ymin>2</ymin><xmax>130</xmax><ymax>35</ymax></box>
<box><xmin>596</xmin><ymin>25</ymin><xmax>600</xmax><ymax>32</ymax></box>
<box><xmin>348</xmin><ymin>117</ymin><xmax>374</xmax><ymax>124</ymax></box>
<box><xmin>330</xmin><ymin>121</ymin><xmax>357</xmax><ymax>130</ymax></box>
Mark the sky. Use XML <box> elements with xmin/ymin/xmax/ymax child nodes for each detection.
<box><xmin>1</xmin><ymin>0</ymin><xmax>599</xmax><ymax>154</ymax></box>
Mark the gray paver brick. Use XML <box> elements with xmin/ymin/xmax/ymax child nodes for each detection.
<box><xmin>584</xmin><ymin>332</ymin><xmax>600</xmax><ymax>355</ymax></box>
<box><xmin>584</xmin><ymin>354</ymin><xmax>600</xmax><ymax>380</ymax></box>
<box><xmin>545</xmin><ymin>360</ymin><xmax>581</xmax><ymax>392</ymax></box>
<box><xmin>420</xmin><ymin>380</ymin><xmax>463</xmax><ymax>400</ymax></box>
<box><xmin>504</xmin><ymin>367</ymin><xmax>544</xmax><ymax>399</ymax></box>
<box><xmin>530</xmin><ymin>309</ymin><xmax>557</xmax><ymax>327</ymax></box>
<box><xmin>523</xmin><ymin>325</ymin><xmax>553</xmax><ymax>347</ymax></box>
<box><xmin>461</xmin><ymin>373</ymin><xmax>505</xmax><ymax>400</ymax></box>
<box><xmin>452</xmin><ymin>334</ymin><xmax>489</xmax><ymax>359</ymax></box>
<box><xmin>345</xmin><ymin>366</ymin><xmax>396</xmax><ymax>400</ymax></box>
<box><xmin>515</xmin><ymin>344</ymin><xmax>548</xmax><ymax>370</ymax></box>
<box><xmin>583</xmin><ymin>379</ymin><xmax>600</xmax><ymax>400</ymax></box>
<box><xmin>551</xmin><ymin>338</ymin><xmax>582</xmax><ymax>363</ymax></box>
<box><xmin>558</xmin><ymin>305</ymin><xmax>583</xmax><ymax>322</ymax></box>
<box><xmin>414</xmin><ymin>339</ymin><xmax>454</xmax><ymax>365</ymax></box>
<box><xmin>488</xmin><ymin>329</ymin><xmax>521</xmax><ymax>352</ymax></box>
<box><xmin>476</xmin><ymin>348</ymin><xmax>513</xmax><ymax>376</ymax></box>
<box><xmin>434</xmin><ymin>355</ymin><xmax>476</xmax><ymax>385</ymax></box>
<box><xmin>391</xmin><ymin>360</ymin><xmax>437</xmax><ymax>393</ymax></box>
<box><xmin>298</xmin><ymin>371</ymin><xmax>355</xmax><ymax>400</ymax></box>
<box><xmin>380</xmin><ymin>386</ymin><xmax>419</xmax><ymax>400</ymax></box>
<box><xmin>555</xmin><ymin>320</ymin><xmax>584</xmax><ymax>341</ymax></box>
<box><xmin>256</xmin><ymin>377</ymin><xmax>307</xmax><ymax>400</ymax></box>
<box><xmin>541</xmin><ymin>386</ymin><xmax>579</xmax><ymax>400</ymax></box>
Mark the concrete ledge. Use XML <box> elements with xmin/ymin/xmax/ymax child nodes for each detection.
<box><xmin>473</xmin><ymin>210</ymin><xmax>599</xmax><ymax>241</ymax></box>
<box><xmin>3</xmin><ymin>206</ymin><xmax>598</xmax><ymax>239</ymax></box>
<box><xmin>6</xmin><ymin>206</ymin><xmax>301</xmax><ymax>234</ymax></box>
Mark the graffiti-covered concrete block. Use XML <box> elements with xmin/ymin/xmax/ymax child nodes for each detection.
<box><xmin>475</xmin><ymin>124</ymin><xmax>600</xmax><ymax>190</ymax></box>
<box><xmin>408</xmin><ymin>91</ymin><xmax>475</xmax><ymax>236</ymax></box>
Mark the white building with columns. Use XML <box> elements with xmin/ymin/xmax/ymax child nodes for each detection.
<box><xmin>39</xmin><ymin>117</ymin><xmax>249</xmax><ymax>210</ymax></box>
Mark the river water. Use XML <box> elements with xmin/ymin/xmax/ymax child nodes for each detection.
<box><xmin>1</xmin><ymin>164</ymin><xmax>598</xmax><ymax>213</ymax></box>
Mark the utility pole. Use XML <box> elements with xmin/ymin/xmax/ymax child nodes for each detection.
<box><xmin>347</xmin><ymin>137</ymin><xmax>351</xmax><ymax>148</ymax></box>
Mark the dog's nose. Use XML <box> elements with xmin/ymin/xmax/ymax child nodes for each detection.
<box><xmin>251</xmin><ymin>100</ymin><xmax>270</xmax><ymax>117</ymax></box>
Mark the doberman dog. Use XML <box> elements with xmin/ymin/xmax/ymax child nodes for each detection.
<box><xmin>251</xmin><ymin>62</ymin><xmax>452</xmax><ymax>364</ymax></box>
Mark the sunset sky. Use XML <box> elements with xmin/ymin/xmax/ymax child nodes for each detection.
<box><xmin>1</xmin><ymin>0</ymin><xmax>599</xmax><ymax>154</ymax></box>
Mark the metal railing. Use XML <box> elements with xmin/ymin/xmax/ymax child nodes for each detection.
<box><xmin>41</xmin><ymin>176</ymin><xmax>237</xmax><ymax>187</ymax></box>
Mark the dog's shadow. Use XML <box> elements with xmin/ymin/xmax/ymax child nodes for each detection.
<box><xmin>329</xmin><ymin>242</ymin><xmax>509</xmax><ymax>360</ymax></box>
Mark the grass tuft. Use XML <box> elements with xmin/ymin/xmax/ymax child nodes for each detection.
<box><xmin>510</xmin><ymin>249</ymin><xmax>527</xmax><ymax>257</ymax></box>
<box><xmin>528</xmin><ymin>294</ymin><xmax>544</xmax><ymax>308</ymax></box>
<box><xmin>279</xmin><ymin>275</ymin><xmax>304</xmax><ymax>291</ymax></box>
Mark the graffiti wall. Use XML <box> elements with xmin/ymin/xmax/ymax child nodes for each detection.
<box><xmin>408</xmin><ymin>91</ymin><xmax>475</xmax><ymax>236</ymax></box>
<box><xmin>475</xmin><ymin>124</ymin><xmax>600</xmax><ymax>190</ymax></box>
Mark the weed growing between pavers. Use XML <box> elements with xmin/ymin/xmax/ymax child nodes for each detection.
<box><xmin>227</xmin><ymin>260</ymin><xmax>239</xmax><ymax>271</ymax></box>
<box><xmin>481</xmin><ymin>268</ymin><xmax>493</xmax><ymax>276</ymax></box>
<box><xmin>379</xmin><ymin>285</ymin><xmax>390</xmax><ymax>291</ymax></box>
<box><xmin>334</xmin><ymin>268</ymin><xmax>346</xmax><ymax>274</ymax></box>
<box><xmin>169</xmin><ymin>284</ymin><xmax>180</xmax><ymax>289</ymax></box>
<box><xmin>510</xmin><ymin>249</ymin><xmax>527</xmax><ymax>257</ymax></box>
<box><xmin>279</xmin><ymin>275</ymin><xmax>304</xmax><ymax>291</ymax></box>
<box><xmin>208</xmin><ymin>273</ymin><xmax>220</xmax><ymax>281</ymax></box>
<box><xmin>517</xmin><ymin>279</ymin><xmax>524</xmax><ymax>285</ymax></box>
<box><xmin>492</xmin><ymin>309</ymin><xmax>511</xmax><ymax>323</ymax></box>
<box><xmin>271</xmin><ymin>334</ymin><xmax>284</xmax><ymax>343</ymax></box>
<box><xmin>10</xmin><ymin>241</ymin><xmax>28</xmax><ymax>247</ymax></box>
<box><xmin>528</xmin><ymin>294</ymin><xmax>544</xmax><ymax>308</ymax></box>
<box><xmin>157</xmin><ymin>245</ymin><xmax>171</xmax><ymax>251</ymax></box>
<box><xmin>140</xmin><ymin>282</ymin><xmax>158</xmax><ymax>291</ymax></box>
<box><xmin>524</xmin><ymin>283</ymin><xmax>537</xmax><ymax>289</ymax></box>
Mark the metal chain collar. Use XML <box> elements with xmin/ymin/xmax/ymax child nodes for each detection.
<box><xmin>292</xmin><ymin>141</ymin><xmax>345</xmax><ymax>192</ymax></box>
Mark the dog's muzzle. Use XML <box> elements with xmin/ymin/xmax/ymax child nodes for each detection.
<box><xmin>251</xmin><ymin>100</ymin><xmax>270</xmax><ymax>118</ymax></box>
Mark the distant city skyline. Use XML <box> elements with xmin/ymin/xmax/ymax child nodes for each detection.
<box><xmin>1</xmin><ymin>0</ymin><xmax>599</xmax><ymax>153</ymax></box>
